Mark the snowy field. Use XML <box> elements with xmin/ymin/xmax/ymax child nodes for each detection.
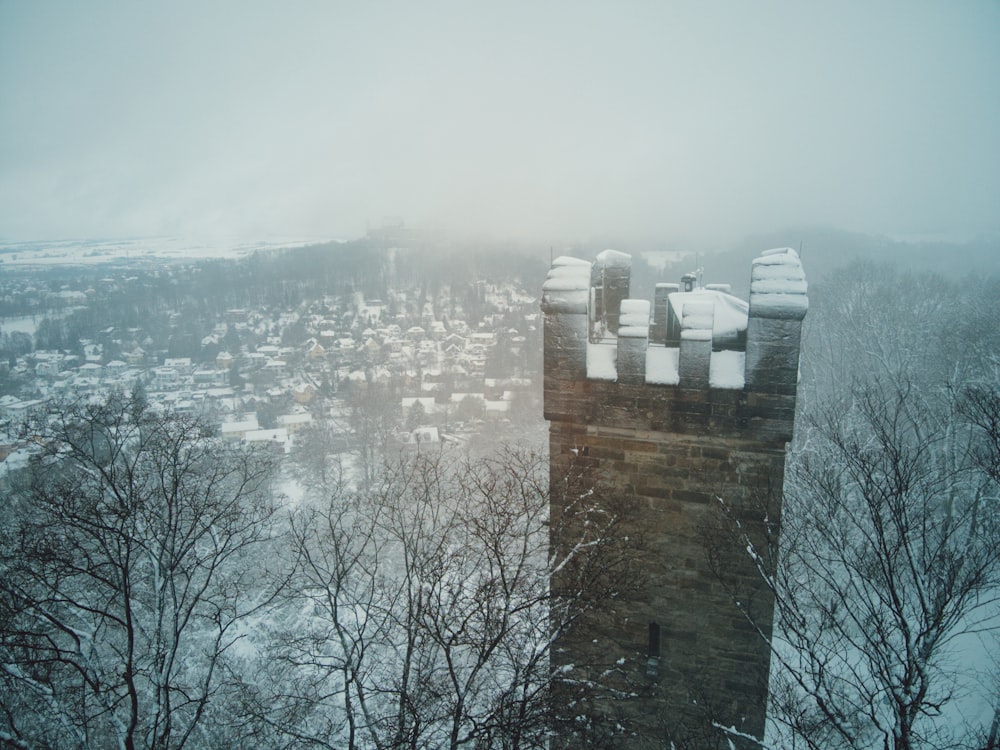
<box><xmin>0</xmin><ymin>315</ymin><xmax>45</xmax><ymax>336</ymax></box>
<box><xmin>0</xmin><ymin>236</ymin><xmax>337</xmax><ymax>267</ymax></box>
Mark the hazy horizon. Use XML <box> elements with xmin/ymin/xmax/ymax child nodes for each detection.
<box><xmin>2</xmin><ymin>2</ymin><xmax>998</xmax><ymax>247</ymax></box>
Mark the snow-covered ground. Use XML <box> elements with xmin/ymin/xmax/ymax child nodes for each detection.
<box><xmin>0</xmin><ymin>236</ymin><xmax>338</xmax><ymax>267</ymax></box>
<box><xmin>0</xmin><ymin>314</ymin><xmax>47</xmax><ymax>336</ymax></box>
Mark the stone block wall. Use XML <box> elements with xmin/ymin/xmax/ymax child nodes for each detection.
<box><xmin>542</xmin><ymin>249</ymin><xmax>807</xmax><ymax>749</ymax></box>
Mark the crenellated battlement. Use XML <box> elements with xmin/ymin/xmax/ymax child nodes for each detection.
<box><xmin>541</xmin><ymin>247</ymin><xmax>807</xmax><ymax>395</ymax></box>
<box><xmin>545</xmin><ymin>248</ymin><xmax>807</xmax><ymax>749</ymax></box>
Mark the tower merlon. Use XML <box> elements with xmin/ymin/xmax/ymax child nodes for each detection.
<box><xmin>652</xmin><ymin>283</ymin><xmax>680</xmax><ymax>345</ymax></box>
<box><xmin>617</xmin><ymin>299</ymin><xmax>651</xmax><ymax>384</ymax></box>
<box><xmin>678</xmin><ymin>300</ymin><xmax>714</xmax><ymax>388</ymax></box>
<box><xmin>592</xmin><ymin>249</ymin><xmax>632</xmax><ymax>335</ymax></box>
<box><xmin>542</xmin><ymin>256</ymin><xmax>591</xmax><ymax>379</ymax></box>
<box><xmin>745</xmin><ymin>248</ymin><xmax>808</xmax><ymax>395</ymax></box>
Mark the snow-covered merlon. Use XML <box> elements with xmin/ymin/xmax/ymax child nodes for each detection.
<box><xmin>618</xmin><ymin>299</ymin><xmax>651</xmax><ymax>385</ymax></box>
<box><xmin>541</xmin><ymin>256</ymin><xmax>591</xmax><ymax>313</ymax></box>
<box><xmin>618</xmin><ymin>299</ymin><xmax>651</xmax><ymax>338</ymax></box>
<box><xmin>592</xmin><ymin>249</ymin><xmax>633</xmax><ymax>335</ymax></box>
<box><xmin>542</xmin><ymin>247</ymin><xmax>808</xmax><ymax>394</ymax></box>
<box><xmin>541</xmin><ymin>257</ymin><xmax>593</xmax><ymax>378</ymax></box>
<box><xmin>749</xmin><ymin>247</ymin><xmax>808</xmax><ymax>320</ymax></box>
<box><xmin>679</xmin><ymin>301</ymin><xmax>714</xmax><ymax>342</ymax></box>
<box><xmin>745</xmin><ymin>248</ymin><xmax>808</xmax><ymax>394</ymax></box>
<box><xmin>594</xmin><ymin>249</ymin><xmax>631</xmax><ymax>268</ymax></box>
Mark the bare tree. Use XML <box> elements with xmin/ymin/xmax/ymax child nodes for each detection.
<box><xmin>708</xmin><ymin>265</ymin><xmax>1000</xmax><ymax>750</ymax></box>
<box><xmin>0</xmin><ymin>394</ymin><xmax>284</xmax><ymax>750</ymax></box>
<box><xmin>290</xmin><ymin>420</ymin><xmax>350</xmax><ymax>496</ymax></box>
<box><xmin>237</xmin><ymin>446</ymin><xmax>632</xmax><ymax>750</ymax></box>
<box><xmin>767</xmin><ymin>379</ymin><xmax>1000</xmax><ymax>749</ymax></box>
<box><xmin>345</xmin><ymin>379</ymin><xmax>401</xmax><ymax>490</ymax></box>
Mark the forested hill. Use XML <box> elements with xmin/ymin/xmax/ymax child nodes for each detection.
<box><xmin>0</xmin><ymin>239</ymin><xmax>552</xmax><ymax>322</ymax></box>
<box><xmin>2</xmin><ymin>229</ymin><xmax>996</xmax><ymax>323</ymax></box>
<box><xmin>624</xmin><ymin>229</ymin><xmax>1000</xmax><ymax>301</ymax></box>
<box><xmin>270</xmin><ymin>238</ymin><xmax>552</xmax><ymax>300</ymax></box>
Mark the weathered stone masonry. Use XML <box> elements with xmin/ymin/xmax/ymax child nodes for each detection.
<box><xmin>543</xmin><ymin>249</ymin><xmax>807</xmax><ymax>747</ymax></box>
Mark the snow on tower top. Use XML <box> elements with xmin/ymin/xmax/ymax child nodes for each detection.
<box><xmin>749</xmin><ymin>248</ymin><xmax>808</xmax><ymax>319</ymax></box>
<box><xmin>680</xmin><ymin>301</ymin><xmax>715</xmax><ymax>342</ymax></box>
<box><xmin>619</xmin><ymin>299</ymin><xmax>651</xmax><ymax>338</ymax></box>
<box><xmin>595</xmin><ymin>249</ymin><xmax>632</xmax><ymax>267</ymax></box>
<box><xmin>542</xmin><ymin>256</ymin><xmax>591</xmax><ymax>313</ymax></box>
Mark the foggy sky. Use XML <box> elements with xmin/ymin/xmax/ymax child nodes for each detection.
<box><xmin>2</xmin><ymin>1</ymin><xmax>998</xmax><ymax>247</ymax></box>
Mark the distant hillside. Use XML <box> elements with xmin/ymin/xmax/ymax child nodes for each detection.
<box><xmin>625</xmin><ymin>227</ymin><xmax>1000</xmax><ymax>301</ymax></box>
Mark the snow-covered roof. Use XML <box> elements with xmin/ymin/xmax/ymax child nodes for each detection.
<box><xmin>668</xmin><ymin>290</ymin><xmax>748</xmax><ymax>346</ymax></box>
<box><xmin>243</xmin><ymin>428</ymin><xmax>290</xmax><ymax>449</ymax></box>
<box><xmin>278</xmin><ymin>413</ymin><xmax>313</xmax><ymax>426</ymax></box>
<box><xmin>221</xmin><ymin>417</ymin><xmax>259</xmax><ymax>434</ymax></box>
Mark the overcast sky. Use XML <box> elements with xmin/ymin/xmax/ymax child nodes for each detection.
<box><xmin>1</xmin><ymin>1</ymin><xmax>998</xmax><ymax>247</ymax></box>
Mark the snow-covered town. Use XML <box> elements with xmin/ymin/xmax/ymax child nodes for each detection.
<box><xmin>0</xmin><ymin>240</ymin><xmax>546</xmax><ymax>487</ymax></box>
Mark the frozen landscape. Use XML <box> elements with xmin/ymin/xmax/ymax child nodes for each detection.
<box><xmin>1</xmin><ymin>2</ymin><xmax>998</xmax><ymax>748</ymax></box>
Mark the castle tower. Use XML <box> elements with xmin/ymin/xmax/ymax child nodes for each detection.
<box><xmin>542</xmin><ymin>249</ymin><xmax>807</xmax><ymax>748</ymax></box>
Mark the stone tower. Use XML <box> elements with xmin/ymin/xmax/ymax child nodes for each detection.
<box><xmin>542</xmin><ymin>248</ymin><xmax>807</xmax><ymax>748</ymax></box>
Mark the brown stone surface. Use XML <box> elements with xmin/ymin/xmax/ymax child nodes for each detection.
<box><xmin>544</xmin><ymin>252</ymin><xmax>804</xmax><ymax>749</ymax></box>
